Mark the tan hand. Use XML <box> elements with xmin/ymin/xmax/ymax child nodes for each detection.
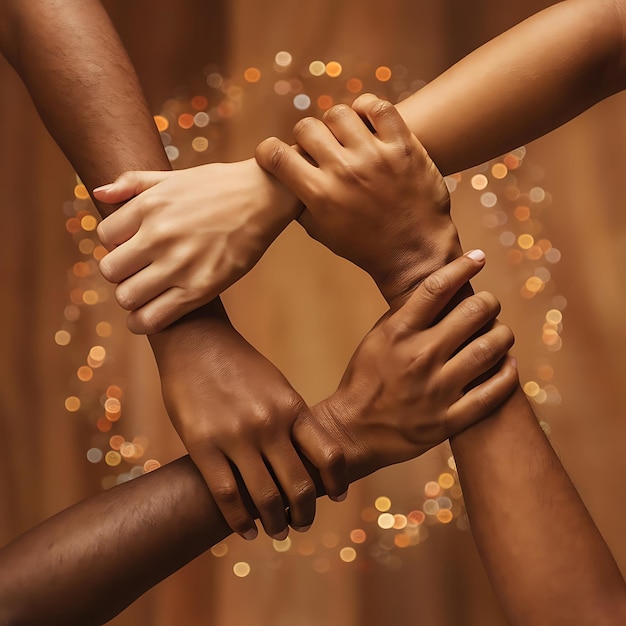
<box><xmin>314</xmin><ymin>252</ymin><xmax>518</xmax><ymax>481</ymax></box>
<box><xmin>256</xmin><ymin>93</ymin><xmax>459</xmax><ymax>304</ymax></box>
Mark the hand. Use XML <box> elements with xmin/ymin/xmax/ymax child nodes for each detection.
<box><xmin>255</xmin><ymin>93</ymin><xmax>459</xmax><ymax>305</ymax></box>
<box><xmin>94</xmin><ymin>158</ymin><xmax>301</xmax><ymax>334</ymax></box>
<box><xmin>148</xmin><ymin>300</ymin><xmax>348</xmax><ymax>540</ymax></box>
<box><xmin>313</xmin><ymin>252</ymin><xmax>518</xmax><ymax>481</ymax></box>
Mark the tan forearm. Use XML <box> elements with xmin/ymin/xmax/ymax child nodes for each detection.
<box><xmin>396</xmin><ymin>0</ymin><xmax>626</xmax><ymax>175</ymax></box>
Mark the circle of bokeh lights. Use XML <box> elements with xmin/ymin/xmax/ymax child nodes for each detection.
<box><xmin>58</xmin><ymin>50</ymin><xmax>564</xmax><ymax>576</ymax></box>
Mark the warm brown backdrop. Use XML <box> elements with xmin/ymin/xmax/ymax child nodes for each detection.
<box><xmin>1</xmin><ymin>1</ymin><xmax>626</xmax><ymax>624</ymax></box>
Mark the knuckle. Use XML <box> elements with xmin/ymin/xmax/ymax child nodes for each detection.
<box><xmin>249</xmin><ymin>402</ymin><xmax>279</xmax><ymax>433</ymax></box>
<box><xmin>213</xmin><ymin>483</ymin><xmax>241</xmax><ymax>506</ymax></box>
<box><xmin>98</xmin><ymin>257</ymin><xmax>115</xmax><ymax>282</ymax></box>
<box><xmin>470</xmin><ymin>336</ymin><xmax>498</xmax><ymax>364</ymax></box>
<box><xmin>421</xmin><ymin>271</ymin><xmax>451</xmax><ymax>300</ymax></box>
<box><xmin>320</xmin><ymin>444</ymin><xmax>346</xmax><ymax>472</ymax></box>
<box><xmin>114</xmin><ymin>285</ymin><xmax>135</xmax><ymax>310</ymax></box>
<box><xmin>292</xmin><ymin>479</ymin><xmax>316</xmax><ymax>504</ymax></box>
<box><xmin>255</xmin><ymin>137</ymin><xmax>282</xmax><ymax>171</ymax></box>
<box><xmin>117</xmin><ymin>170</ymin><xmax>137</xmax><ymax>187</ymax></box>
<box><xmin>476</xmin><ymin>291</ymin><xmax>501</xmax><ymax>316</ymax></box>
<box><xmin>281</xmin><ymin>393</ymin><xmax>309</xmax><ymax>420</ymax></box>
<box><xmin>132</xmin><ymin>309</ymin><xmax>162</xmax><ymax>335</ymax></box>
<box><xmin>459</xmin><ymin>294</ymin><xmax>492</xmax><ymax>320</ymax></box>
<box><xmin>257</xmin><ymin>488</ymin><xmax>283</xmax><ymax>512</ymax></box>
<box><xmin>322</xmin><ymin>103</ymin><xmax>350</xmax><ymax>123</ymax></box>
<box><xmin>292</xmin><ymin>117</ymin><xmax>318</xmax><ymax>142</ymax></box>
<box><xmin>369</xmin><ymin>98</ymin><xmax>393</xmax><ymax>118</ymax></box>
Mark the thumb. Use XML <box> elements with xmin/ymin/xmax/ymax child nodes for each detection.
<box><xmin>93</xmin><ymin>170</ymin><xmax>171</xmax><ymax>203</ymax></box>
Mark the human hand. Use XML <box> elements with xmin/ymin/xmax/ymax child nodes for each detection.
<box><xmin>255</xmin><ymin>93</ymin><xmax>459</xmax><ymax>305</ymax></box>
<box><xmin>148</xmin><ymin>300</ymin><xmax>348</xmax><ymax>540</ymax></box>
<box><xmin>312</xmin><ymin>252</ymin><xmax>517</xmax><ymax>481</ymax></box>
<box><xmin>94</xmin><ymin>158</ymin><xmax>301</xmax><ymax>334</ymax></box>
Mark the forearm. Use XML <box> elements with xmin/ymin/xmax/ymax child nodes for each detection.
<box><xmin>0</xmin><ymin>0</ymin><xmax>168</xmax><ymax>216</ymax></box>
<box><xmin>0</xmin><ymin>457</ymin><xmax>221</xmax><ymax>626</ymax></box>
<box><xmin>0</xmin><ymin>398</ymin><xmax>356</xmax><ymax>626</ymax></box>
<box><xmin>395</xmin><ymin>0</ymin><xmax>626</xmax><ymax>175</ymax></box>
<box><xmin>450</xmin><ymin>387</ymin><xmax>626</xmax><ymax>624</ymax></box>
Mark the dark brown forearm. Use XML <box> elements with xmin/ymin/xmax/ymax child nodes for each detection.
<box><xmin>0</xmin><ymin>400</ymin><xmax>349</xmax><ymax>625</ymax></box>
<box><xmin>450</xmin><ymin>387</ymin><xmax>626</xmax><ymax>625</ymax></box>
<box><xmin>0</xmin><ymin>0</ymin><xmax>169</xmax><ymax>217</ymax></box>
<box><xmin>0</xmin><ymin>457</ymin><xmax>222</xmax><ymax>625</ymax></box>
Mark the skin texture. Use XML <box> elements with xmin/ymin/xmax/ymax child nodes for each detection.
<box><xmin>94</xmin><ymin>0</ymin><xmax>626</xmax><ymax>331</ymax></box>
<box><xmin>92</xmin><ymin>0</ymin><xmax>626</xmax><ymax>556</ymax></box>
<box><xmin>0</xmin><ymin>253</ymin><xmax>518</xmax><ymax>625</ymax></box>
<box><xmin>257</xmin><ymin>95</ymin><xmax>626</xmax><ymax>624</ymax></box>
<box><xmin>2</xmin><ymin>0</ymin><xmax>626</xmax><ymax>620</ymax></box>
<box><xmin>0</xmin><ymin>0</ymin><xmax>352</xmax><ymax>541</ymax></box>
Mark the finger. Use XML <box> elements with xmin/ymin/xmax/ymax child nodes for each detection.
<box><xmin>264</xmin><ymin>441</ymin><xmax>316</xmax><ymax>532</ymax></box>
<box><xmin>321</xmin><ymin>103</ymin><xmax>374</xmax><ymax>148</ymax></box>
<box><xmin>446</xmin><ymin>355</ymin><xmax>519</xmax><ymax>434</ymax></box>
<box><xmin>443</xmin><ymin>322</ymin><xmax>515</xmax><ymax>391</ymax></box>
<box><xmin>293</xmin><ymin>417</ymin><xmax>348</xmax><ymax>502</ymax></box>
<box><xmin>98</xmin><ymin>237</ymin><xmax>152</xmax><ymax>284</ymax></box>
<box><xmin>430</xmin><ymin>290</ymin><xmax>502</xmax><ymax>359</ymax></box>
<box><xmin>351</xmin><ymin>93</ymin><xmax>412</xmax><ymax>144</ymax></box>
<box><xmin>389</xmin><ymin>250</ymin><xmax>486</xmax><ymax>332</ymax></box>
<box><xmin>237</xmin><ymin>456</ymin><xmax>289</xmax><ymax>540</ymax></box>
<box><xmin>255</xmin><ymin>137</ymin><xmax>323</xmax><ymax>204</ymax></box>
<box><xmin>193</xmin><ymin>450</ymin><xmax>258</xmax><ymax>540</ymax></box>
<box><xmin>292</xmin><ymin>116</ymin><xmax>347</xmax><ymax>164</ymax></box>
<box><xmin>96</xmin><ymin>201</ymin><xmax>144</xmax><ymax>252</ymax></box>
<box><xmin>93</xmin><ymin>170</ymin><xmax>171</xmax><ymax>204</ymax></box>
<box><xmin>126</xmin><ymin>287</ymin><xmax>202</xmax><ymax>335</ymax></box>
<box><xmin>112</xmin><ymin>261</ymin><xmax>175</xmax><ymax>311</ymax></box>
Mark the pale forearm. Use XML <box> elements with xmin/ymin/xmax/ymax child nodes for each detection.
<box><xmin>396</xmin><ymin>0</ymin><xmax>626</xmax><ymax>175</ymax></box>
<box><xmin>450</xmin><ymin>388</ymin><xmax>626</xmax><ymax>625</ymax></box>
<box><xmin>0</xmin><ymin>0</ymin><xmax>168</xmax><ymax>216</ymax></box>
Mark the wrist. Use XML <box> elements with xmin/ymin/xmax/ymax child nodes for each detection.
<box><xmin>147</xmin><ymin>299</ymin><xmax>229</xmax><ymax>360</ymax></box>
<box><xmin>311</xmin><ymin>395</ymin><xmax>375</xmax><ymax>485</ymax></box>
<box><xmin>379</xmin><ymin>220</ymin><xmax>462</xmax><ymax>308</ymax></box>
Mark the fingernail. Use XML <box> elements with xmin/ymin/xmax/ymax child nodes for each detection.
<box><xmin>241</xmin><ymin>528</ymin><xmax>258</xmax><ymax>541</ymax></box>
<box><xmin>510</xmin><ymin>357</ymin><xmax>517</xmax><ymax>367</ymax></box>
<box><xmin>293</xmin><ymin>524</ymin><xmax>311</xmax><ymax>533</ymax></box>
<box><xmin>271</xmin><ymin>529</ymin><xmax>289</xmax><ymax>541</ymax></box>
<box><xmin>334</xmin><ymin>489</ymin><xmax>348</xmax><ymax>502</ymax></box>
<box><xmin>93</xmin><ymin>183</ymin><xmax>113</xmax><ymax>193</ymax></box>
<box><xmin>465</xmin><ymin>249</ymin><xmax>485</xmax><ymax>262</ymax></box>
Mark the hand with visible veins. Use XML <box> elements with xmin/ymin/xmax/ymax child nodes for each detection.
<box><xmin>255</xmin><ymin>93</ymin><xmax>459</xmax><ymax>307</ymax></box>
<box><xmin>317</xmin><ymin>252</ymin><xmax>517</xmax><ymax>480</ymax></box>
<box><xmin>94</xmin><ymin>158</ymin><xmax>301</xmax><ymax>334</ymax></box>
<box><xmin>149</xmin><ymin>297</ymin><xmax>348</xmax><ymax>541</ymax></box>
<box><xmin>0</xmin><ymin>252</ymin><xmax>518</xmax><ymax>626</ymax></box>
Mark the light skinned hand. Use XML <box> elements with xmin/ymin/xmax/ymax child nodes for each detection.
<box><xmin>148</xmin><ymin>299</ymin><xmax>348</xmax><ymax>540</ymax></box>
<box><xmin>94</xmin><ymin>158</ymin><xmax>299</xmax><ymax>334</ymax></box>
<box><xmin>255</xmin><ymin>93</ymin><xmax>459</xmax><ymax>306</ymax></box>
<box><xmin>315</xmin><ymin>251</ymin><xmax>518</xmax><ymax>480</ymax></box>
